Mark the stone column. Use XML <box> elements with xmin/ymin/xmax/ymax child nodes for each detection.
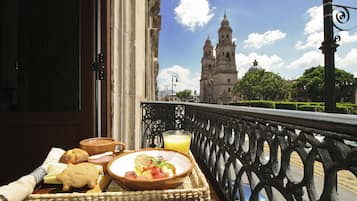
<box><xmin>111</xmin><ymin>0</ymin><xmax>160</xmax><ymax>149</ymax></box>
<box><xmin>112</xmin><ymin>0</ymin><xmax>144</xmax><ymax>149</ymax></box>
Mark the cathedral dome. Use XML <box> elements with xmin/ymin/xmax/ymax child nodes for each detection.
<box><xmin>221</xmin><ymin>14</ymin><xmax>229</xmax><ymax>26</ymax></box>
<box><xmin>219</xmin><ymin>14</ymin><xmax>232</xmax><ymax>31</ymax></box>
<box><xmin>248</xmin><ymin>59</ymin><xmax>262</xmax><ymax>72</ymax></box>
<box><xmin>204</xmin><ymin>36</ymin><xmax>213</xmax><ymax>47</ymax></box>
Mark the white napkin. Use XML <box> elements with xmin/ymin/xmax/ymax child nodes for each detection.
<box><xmin>0</xmin><ymin>147</ymin><xmax>65</xmax><ymax>201</ymax></box>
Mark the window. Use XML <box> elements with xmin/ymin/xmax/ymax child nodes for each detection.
<box><xmin>228</xmin><ymin>78</ymin><xmax>231</xmax><ymax>83</ymax></box>
<box><xmin>228</xmin><ymin>88</ymin><xmax>231</xmax><ymax>92</ymax></box>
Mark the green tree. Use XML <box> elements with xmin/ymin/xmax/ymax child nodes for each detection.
<box><xmin>291</xmin><ymin>66</ymin><xmax>356</xmax><ymax>102</ymax></box>
<box><xmin>176</xmin><ymin>89</ymin><xmax>192</xmax><ymax>99</ymax></box>
<box><xmin>233</xmin><ymin>69</ymin><xmax>290</xmax><ymax>100</ymax></box>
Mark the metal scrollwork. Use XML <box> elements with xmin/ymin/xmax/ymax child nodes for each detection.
<box><xmin>333</xmin><ymin>4</ymin><xmax>357</xmax><ymax>31</ymax></box>
<box><xmin>141</xmin><ymin>102</ymin><xmax>185</xmax><ymax>147</ymax></box>
<box><xmin>334</xmin><ymin>35</ymin><xmax>341</xmax><ymax>42</ymax></box>
<box><xmin>141</xmin><ymin>102</ymin><xmax>357</xmax><ymax>201</ymax></box>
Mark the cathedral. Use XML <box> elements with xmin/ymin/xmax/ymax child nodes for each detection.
<box><xmin>200</xmin><ymin>14</ymin><xmax>238</xmax><ymax>104</ymax></box>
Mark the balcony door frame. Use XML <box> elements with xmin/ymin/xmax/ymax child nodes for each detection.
<box><xmin>0</xmin><ymin>0</ymin><xmax>111</xmax><ymax>184</ymax></box>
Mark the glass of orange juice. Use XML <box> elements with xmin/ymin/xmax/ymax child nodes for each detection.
<box><xmin>163</xmin><ymin>130</ymin><xmax>192</xmax><ymax>154</ymax></box>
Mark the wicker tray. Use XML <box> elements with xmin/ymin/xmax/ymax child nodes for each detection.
<box><xmin>26</xmin><ymin>153</ymin><xmax>211</xmax><ymax>201</ymax></box>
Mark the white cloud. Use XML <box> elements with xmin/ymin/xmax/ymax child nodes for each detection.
<box><xmin>235</xmin><ymin>52</ymin><xmax>284</xmax><ymax>78</ymax></box>
<box><xmin>174</xmin><ymin>0</ymin><xmax>214</xmax><ymax>31</ymax></box>
<box><xmin>243</xmin><ymin>30</ymin><xmax>286</xmax><ymax>49</ymax></box>
<box><xmin>295</xmin><ymin>5</ymin><xmax>323</xmax><ymax>50</ymax></box>
<box><xmin>304</xmin><ymin>6</ymin><xmax>323</xmax><ymax>34</ymax></box>
<box><xmin>336</xmin><ymin>48</ymin><xmax>357</xmax><ymax>67</ymax></box>
<box><xmin>287</xmin><ymin>50</ymin><xmax>323</xmax><ymax>69</ymax></box>
<box><xmin>296</xmin><ymin>6</ymin><xmax>357</xmax><ymax>50</ymax></box>
<box><xmin>338</xmin><ymin>31</ymin><xmax>357</xmax><ymax>44</ymax></box>
<box><xmin>157</xmin><ymin>65</ymin><xmax>200</xmax><ymax>94</ymax></box>
<box><xmin>295</xmin><ymin>31</ymin><xmax>323</xmax><ymax>50</ymax></box>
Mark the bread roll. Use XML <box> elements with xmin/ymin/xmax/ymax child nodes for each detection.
<box><xmin>59</xmin><ymin>148</ymin><xmax>89</xmax><ymax>164</ymax></box>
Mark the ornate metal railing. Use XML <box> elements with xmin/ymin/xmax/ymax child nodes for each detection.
<box><xmin>141</xmin><ymin>101</ymin><xmax>357</xmax><ymax>201</ymax></box>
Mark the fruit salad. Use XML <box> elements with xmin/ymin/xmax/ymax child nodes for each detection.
<box><xmin>124</xmin><ymin>154</ymin><xmax>176</xmax><ymax>180</ymax></box>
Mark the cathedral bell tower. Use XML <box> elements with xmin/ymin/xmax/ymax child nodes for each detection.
<box><xmin>200</xmin><ymin>36</ymin><xmax>215</xmax><ymax>103</ymax></box>
<box><xmin>200</xmin><ymin>14</ymin><xmax>238</xmax><ymax>104</ymax></box>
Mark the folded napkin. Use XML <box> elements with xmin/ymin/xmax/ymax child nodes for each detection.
<box><xmin>0</xmin><ymin>147</ymin><xmax>65</xmax><ymax>201</ymax></box>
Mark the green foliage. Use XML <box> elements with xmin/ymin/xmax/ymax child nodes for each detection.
<box><xmin>229</xmin><ymin>100</ymin><xmax>275</xmax><ymax>108</ymax></box>
<box><xmin>337</xmin><ymin>103</ymin><xmax>357</xmax><ymax>114</ymax></box>
<box><xmin>230</xmin><ymin>100</ymin><xmax>357</xmax><ymax>115</ymax></box>
<box><xmin>336</xmin><ymin>105</ymin><xmax>350</xmax><ymax>114</ymax></box>
<box><xmin>230</xmin><ymin>101</ymin><xmax>250</xmax><ymax>106</ymax></box>
<box><xmin>249</xmin><ymin>100</ymin><xmax>275</xmax><ymax>108</ymax></box>
<box><xmin>275</xmin><ymin>102</ymin><xmax>297</xmax><ymax>110</ymax></box>
<box><xmin>291</xmin><ymin>66</ymin><xmax>356</xmax><ymax>102</ymax></box>
<box><xmin>297</xmin><ymin>105</ymin><xmax>324</xmax><ymax>112</ymax></box>
<box><xmin>233</xmin><ymin>69</ymin><xmax>290</xmax><ymax>101</ymax></box>
<box><xmin>335</xmin><ymin>69</ymin><xmax>356</xmax><ymax>103</ymax></box>
<box><xmin>176</xmin><ymin>89</ymin><xmax>192</xmax><ymax>99</ymax></box>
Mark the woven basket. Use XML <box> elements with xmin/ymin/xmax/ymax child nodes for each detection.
<box><xmin>27</xmin><ymin>153</ymin><xmax>211</xmax><ymax>201</ymax></box>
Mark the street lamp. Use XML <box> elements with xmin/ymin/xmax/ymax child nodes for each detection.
<box><xmin>320</xmin><ymin>0</ymin><xmax>338</xmax><ymax>113</ymax></box>
<box><xmin>171</xmin><ymin>73</ymin><xmax>178</xmax><ymax>101</ymax></box>
<box><xmin>320</xmin><ymin>0</ymin><xmax>357</xmax><ymax>112</ymax></box>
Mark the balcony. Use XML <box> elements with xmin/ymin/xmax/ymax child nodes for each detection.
<box><xmin>141</xmin><ymin>101</ymin><xmax>357</xmax><ymax>201</ymax></box>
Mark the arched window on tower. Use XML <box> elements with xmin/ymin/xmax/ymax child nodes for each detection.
<box><xmin>226</xmin><ymin>52</ymin><xmax>230</xmax><ymax>58</ymax></box>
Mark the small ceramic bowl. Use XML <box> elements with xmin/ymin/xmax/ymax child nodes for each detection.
<box><xmin>80</xmin><ymin>137</ymin><xmax>125</xmax><ymax>155</ymax></box>
<box><xmin>107</xmin><ymin>148</ymin><xmax>193</xmax><ymax>190</ymax></box>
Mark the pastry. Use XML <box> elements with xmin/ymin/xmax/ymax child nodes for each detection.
<box><xmin>56</xmin><ymin>162</ymin><xmax>99</xmax><ymax>191</ymax></box>
<box><xmin>59</xmin><ymin>148</ymin><xmax>89</xmax><ymax>164</ymax></box>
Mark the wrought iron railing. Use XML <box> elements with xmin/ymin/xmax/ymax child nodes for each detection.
<box><xmin>141</xmin><ymin>101</ymin><xmax>357</xmax><ymax>201</ymax></box>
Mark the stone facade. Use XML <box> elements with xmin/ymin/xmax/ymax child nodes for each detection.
<box><xmin>200</xmin><ymin>14</ymin><xmax>238</xmax><ymax>104</ymax></box>
<box><xmin>111</xmin><ymin>0</ymin><xmax>160</xmax><ymax>149</ymax></box>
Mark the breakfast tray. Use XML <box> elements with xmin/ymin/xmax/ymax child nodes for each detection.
<box><xmin>26</xmin><ymin>153</ymin><xmax>211</xmax><ymax>201</ymax></box>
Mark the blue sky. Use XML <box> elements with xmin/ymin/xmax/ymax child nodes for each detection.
<box><xmin>157</xmin><ymin>0</ymin><xmax>357</xmax><ymax>94</ymax></box>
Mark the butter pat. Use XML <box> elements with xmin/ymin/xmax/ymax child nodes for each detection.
<box><xmin>43</xmin><ymin>163</ymin><xmax>68</xmax><ymax>184</ymax></box>
<box><xmin>88</xmin><ymin>151</ymin><xmax>113</xmax><ymax>160</ymax></box>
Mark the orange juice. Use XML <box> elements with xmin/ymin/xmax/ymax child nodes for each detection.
<box><xmin>163</xmin><ymin>130</ymin><xmax>191</xmax><ymax>154</ymax></box>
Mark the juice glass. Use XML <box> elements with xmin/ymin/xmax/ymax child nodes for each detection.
<box><xmin>163</xmin><ymin>130</ymin><xmax>192</xmax><ymax>154</ymax></box>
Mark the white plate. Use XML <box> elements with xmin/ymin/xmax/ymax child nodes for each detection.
<box><xmin>107</xmin><ymin>148</ymin><xmax>193</xmax><ymax>190</ymax></box>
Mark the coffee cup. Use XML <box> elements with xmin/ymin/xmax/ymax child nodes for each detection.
<box><xmin>80</xmin><ymin>137</ymin><xmax>125</xmax><ymax>155</ymax></box>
